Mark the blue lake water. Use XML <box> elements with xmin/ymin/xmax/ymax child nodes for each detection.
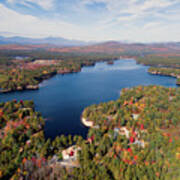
<box><xmin>0</xmin><ymin>59</ymin><xmax>177</xmax><ymax>139</ymax></box>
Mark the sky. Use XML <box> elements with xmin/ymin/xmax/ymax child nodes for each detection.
<box><xmin>0</xmin><ymin>0</ymin><xmax>180</xmax><ymax>42</ymax></box>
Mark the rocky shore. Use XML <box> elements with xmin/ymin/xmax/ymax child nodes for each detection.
<box><xmin>0</xmin><ymin>88</ymin><xmax>12</xmax><ymax>93</ymax></box>
<box><xmin>0</xmin><ymin>85</ymin><xmax>39</xmax><ymax>93</ymax></box>
<box><xmin>26</xmin><ymin>85</ymin><xmax>39</xmax><ymax>90</ymax></box>
<box><xmin>149</xmin><ymin>70</ymin><xmax>176</xmax><ymax>77</ymax></box>
<box><xmin>57</xmin><ymin>68</ymin><xmax>81</xmax><ymax>74</ymax></box>
<box><xmin>148</xmin><ymin>70</ymin><xmax>180</xmax><ymax>85</ymax></box>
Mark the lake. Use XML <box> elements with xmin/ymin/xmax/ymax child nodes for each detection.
<box><xmin>0</xmin><ymin>59</ymin><xmax>177</xmax><ymax>139</ymax></box>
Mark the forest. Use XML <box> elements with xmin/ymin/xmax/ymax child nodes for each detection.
<box><xmin>0</xmin><ymin>51</ymin><xmax>119</xmax><ymax>92</ymax></box>
<box><xmin>1</xmin><ymin>48</ymin><xmax>180</xmax><ymax>93</ymax></box>
<box><xmin>137</xmin><ymin>55</ymin><xmax>180</xmax><ymax>67</ymax></box>
<box><xmin>0</xmin><ymin>46</ymin><xmax>180</xmax><ymax>179</ymax></box>
<box><xmin>1</xmin><ymin>86</ymin><xmax>180</xmax><ymax>179</ymax></box>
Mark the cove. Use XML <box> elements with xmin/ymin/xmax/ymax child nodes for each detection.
<box><xmin>0</xmin><ymin>59</ymin><xmax>177</xmax><ymax>139</ymax></box>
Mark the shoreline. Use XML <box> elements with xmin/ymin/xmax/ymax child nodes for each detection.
<box><xmin>0</xmin><ymin>57</ymin><xmax>119</xmax><ymax>94</ymax></box>
<box><xmin>0</xmin><ymin>69</ymin><xmax>80</xmax><ymax>94</ymax></box>
<box><xmin>81</xmin><ymin>117</ymin><xmax>94</xmax><ymax>127</ymax></box>
<box><xmin>1</xmin><ymin>57</ymin><xmax>179</xmax><ymax>94</ymax></box>
<box><xmin>0</xmin><ymin>85</ymin><xmax>39</xmax><ymax>93</ymax></box>
<box><xmin>148</xmin><ymin>70</ymin><xmax>180</xmax><ymax>85</ymax></box>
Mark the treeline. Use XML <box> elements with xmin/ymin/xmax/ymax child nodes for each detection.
<box><xmin>0</xmin><ymin>51</ymin><xmax>120</xmax><ymax>92</ymax></box>
<box><xmin>81</xmin><ymin>86</ymin><xmax>180</xmax><ymax>180</ymax></box>
<box><xmin>0</xmin><ymin>67</ymin><xmax>58</xmax><ymax>92</ymax></box>
<box><xmin>0</xmin><ymin>50</ymin><xmax>119</xmax><ymax>63</ymax></box>
<box><xmin>0</xmin><ymin>58</ymin><xmax>108</xmax><ymax>92</ymax></box>
<box><xmin>137</xmin><ymin>55</ymin><xmax>180</xmax><ymax>67</ymax></box>
<box><xmin>0</xmin><ymin>100</ymin><xmax>83</xmax><ymax>179</ymax></box>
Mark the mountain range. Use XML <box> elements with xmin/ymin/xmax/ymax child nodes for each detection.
<box><xmin>0</xmin><ymin>36</ymin><xmax>180</xmax><ymax>54</ymax></box>
<box><xmin>0</xmin><ymin>36</ymin><xmax>93</xmax><ymax>47</ymax></box>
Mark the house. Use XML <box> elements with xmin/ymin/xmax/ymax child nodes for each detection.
<box><xmin>113</xmin><ymin>127</ymin><xmax>120</xmax><ymax>138</ymax></box>
<box><xmin>132</xmin><ymin>113</ymin><xmax>139</xmax><ymax>120</ymax></box>
<box><xmin>62</xmin><ymin>146</ymin><xmax>81</xmax><ymax>161</ymax></box>
<box><xmin>133</xmin><ymin>139</ymin><xmax>145</xmax><ymax>148</ymax></box>
<box><xmin>119</xmin><ymin>127</ymin><xmax>130</xmax><ymax>138</ymax></box>
<box><xmin>114</xmin><ymin>127</ymin><xmax>130</xmax><ymax>138</ymax></box>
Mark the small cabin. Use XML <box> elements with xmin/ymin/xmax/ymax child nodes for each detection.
<box><xmin>62</xmin><ymin>146</ymin><xmax>81</xmax><ymax>161</ymax></box>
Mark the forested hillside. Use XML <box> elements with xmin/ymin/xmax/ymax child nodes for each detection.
<box><xmin>1</xmin><ymin>86</ymin><xmax>180</xmax><ymax>179</ymax></box>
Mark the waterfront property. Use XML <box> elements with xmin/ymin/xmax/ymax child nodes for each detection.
<box><xmin>0</xmin><ymin>59</ymin><xmax>177</xmax><ymax>139</ymax></box>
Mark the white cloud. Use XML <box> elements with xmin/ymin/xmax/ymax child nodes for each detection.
<box><xmin>0</xmin><ymin>4</ymin><xmax>82</xmax><ymax>39</ymax></box>
<box><xmin>7</xmin><ymin>0</ymin><xmax>55</xmax><ymax>10</ymax></box>
<box><xmin>0</xmin><ymin>3</ymin><xmax>115</xmax><ymax>41</ymax></box>
<box><xmin>1</xmin><ymin>0</ymin><xmax>180</xmax><ymax>42</ymax></box>
<box><xmin>82</xmin><ymin>0</ymin><xmax>178</xmax><ymax>19</ymax></box>
<box><xmin>7</xmin><ymin>0</ymin><xmax>14</xmax><ymax>3</ymax></box>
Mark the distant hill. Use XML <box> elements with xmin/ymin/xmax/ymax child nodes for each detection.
<box><xmin>0</xmin><ymin>36</ymin><xmax>92</xmax><ymax>47</ymax></box>
<box><xmin>0</xmin><ymin>36</ymin><xmax>180</xmax><ymax>55</ymax></box>
<box><xmin>48</xmin><ymin>41</ymin><xmax>180</xmax><ymax>55</ymax></box>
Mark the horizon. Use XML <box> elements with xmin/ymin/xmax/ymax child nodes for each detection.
<box><xmin>1</xmin><ymin>34</ymin><xmax>180</xmax><ymax>44</ymax></box>
<box><xmin>0</xmin><ymin>0</ymin><xmax>180</xmax><ymax>42</ymax></box>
